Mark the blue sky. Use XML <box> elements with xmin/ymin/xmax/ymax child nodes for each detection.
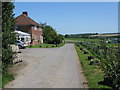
<box><xmin>14</xmin><ymin>2</ymin><xmax>118</xmax><ymax>35</ymax></box>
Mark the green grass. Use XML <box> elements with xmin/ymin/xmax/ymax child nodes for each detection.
<box><xmin>66</xmin><ymin>38</ymin><xmax>120</xmax><ymax>48</ymax></box>
<box><xmin>0</xmin><ymin>74</ymin><xmax>2</xmax><ymax>88</ymax></box>
<box><xmin>1</xmin><ymin>61</ymin><xmax>14</xmax><ymax>88</ymax></box>
<box><xmin>65</xmin><ymin>38</ymin><xmax>100</xmax><ymax>43</ymax></box>
<box><xmin>2</xmin><ymin>72</ymin><xmax>14</xmax><ymax>88</ymax></box>
<box><xmin>75</xmin><ymin>44</ymin><xmax>111</xmax><ymax>88</ymax></box>
<box><xmin>0</xmin><ymin>61</ymin><xmax>1</xmax><ymax>88</ymax></box>
<box><xmin>27</xmin><ymin>43</ymin><xmax>65</xmax><ymax>48</ymax></box>
<box><xmin>106</xmin><ymin>43</ymin><xmax>120</xmax><ymax>48</ymax></box>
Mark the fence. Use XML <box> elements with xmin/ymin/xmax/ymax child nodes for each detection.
<box><xmin>77</xmin><ymin>42</ymin><xmax>118</xmax><ymax>61</ymax></box>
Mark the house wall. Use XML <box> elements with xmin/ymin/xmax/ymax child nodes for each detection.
<box><xmin>30</xmin><ymin>26</ymin><xmax>43</xmax><ymax>45</ymax></box>
<box><xmin>17</xmin><ymin>25</ymin><xmax>43</xmax><ymax>45</ymax></box>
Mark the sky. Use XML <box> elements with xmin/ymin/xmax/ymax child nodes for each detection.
<box><xmin>14</xmin><ymin>2</ymin><xmax>118</xmax><ymax>35</ymax></box>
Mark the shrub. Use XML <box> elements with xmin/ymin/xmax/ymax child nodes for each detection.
<box><xmin>39</xmin><ymin>45</ymin><xmax>42</xmax><ymax>47</ymax></box>
<box><xmin>52</xmin><ymin>45</ymin><xmax>55</xmax><ymax>47</ymax></box>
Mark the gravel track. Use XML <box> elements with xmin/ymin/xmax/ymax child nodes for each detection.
<box><xmin>5</xmin><ymin>44</ymin><xmax>87</xmax><ymax>88</ymax></box>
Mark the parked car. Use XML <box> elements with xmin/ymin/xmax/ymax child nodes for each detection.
<box><xmin>16</xmin><ymin>40</ymin><xmax>28</xmax><ymax>49</ymax></box>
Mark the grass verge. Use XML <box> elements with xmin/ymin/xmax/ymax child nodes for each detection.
<box><xmin>65</xmin><ymin>38</ymin><xmax>99</xmax><ymax>43</ymax></box>
<box><xmin>0</xmin><ymin>73</ymin><xmax>2</xmax><ymax>88</ymax></box>
<box><xmin>65</xmin><ymin>38</ymin><xmax>120</xmax><ymax>48</ymax></box>
<box><xmin>75</xmin><ymin>44</ymin><xmax>111</xmax><ymax>88</ymax></box>
<box><xmin>27</xmin><ymin>43</ymin><xmax>65</xmax><ymax>48</ymax></box>
<box><xmin>0</xmin><ymin>61</ymin><xmax>2</xmax><ymax>88</ymax></box>
<box><xmin>2</xmin><ymin>72</ymin><xmax>14</xmax><ymax>88</ymax></box>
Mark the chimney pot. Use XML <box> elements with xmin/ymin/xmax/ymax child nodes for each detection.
<box><xmin>23</xmin><ymin>12</ymin><xmax>28</xmax><ymax>16</ymax></box>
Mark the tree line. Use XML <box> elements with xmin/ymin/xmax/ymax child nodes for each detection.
<box><xmin>65</xmin><ymin>33</ymin><xmax>98</xmax><ymax>39</ymax></box>
<box><xmin>65</xmin><ymin>33</ymin><xmax>120</xmax><ymax>39</ymax></box>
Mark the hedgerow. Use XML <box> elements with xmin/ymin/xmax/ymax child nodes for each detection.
<box><xmin>2</xmin><ymin>2</ymin><xmax>16</xmax><ymax>72</ymax></box>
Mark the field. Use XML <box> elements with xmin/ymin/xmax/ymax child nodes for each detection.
<box><xmin>65</xmin><ymin>38</ymin><xmax>120</xmax><ymax>48</ymax></box>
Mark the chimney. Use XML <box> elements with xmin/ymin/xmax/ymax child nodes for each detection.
<box><xmin>22</xmin><ymin>12</ymin><xmax>28</xmax><ymax>16</ymax></box>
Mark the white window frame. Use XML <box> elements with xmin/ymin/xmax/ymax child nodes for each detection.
<box><xmin>34</xmin><ymin>26</ymin><xmax>37</xmax><ymax>30</ymax></box>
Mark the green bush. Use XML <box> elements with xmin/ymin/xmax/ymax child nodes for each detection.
<box><xmin>42</xmin><ymin>25</ymin><xmax>64</xmax><ymax>44</ymax></box>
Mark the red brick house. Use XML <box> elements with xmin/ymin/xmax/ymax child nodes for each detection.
<box><xmin>16</xmin><ymin>12</ymin><xmax>43</xmax><ymax>45</ymax></box>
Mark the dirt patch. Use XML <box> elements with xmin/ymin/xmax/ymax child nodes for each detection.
<box><xmin>9</xmin><ymin>61</ymin><xmax>27</xmax><ymax>76</ymax></box>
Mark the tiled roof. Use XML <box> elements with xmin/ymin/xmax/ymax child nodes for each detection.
<box><xmin>16</xmin><ymin>14</ymin><xmax>41</xmax><ymax>27</ymax></box>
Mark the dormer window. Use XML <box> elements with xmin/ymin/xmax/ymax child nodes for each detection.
<box><xmin>34</xmin><ymin>26</ymin><xmax>37</xmax><ymax>30</ymax></box>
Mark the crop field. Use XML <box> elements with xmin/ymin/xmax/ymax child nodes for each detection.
<box><xmin>65</xmin><ymin>38</ymin><xmax>120</xmax><ymax>48</ymax></box>
<box><xmin>65</xmin><ymin>38</ymin><xmax>99</xmax><ymax>44</ymax></box>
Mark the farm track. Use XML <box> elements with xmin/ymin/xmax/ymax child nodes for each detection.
<box><xmin>5</xmin><ymin>44</ymin><xmax>87</xmax><ymax>88</ymax></box>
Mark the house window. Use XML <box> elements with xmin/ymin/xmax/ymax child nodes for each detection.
<box><xmin>39</xmin><ymin>27</ymin><xmax>42</xmax><ymax>31</ymax></box>
<box><xmin>21</xmin><ymin>38</ymin><xmax>24</xmax><ymax>42</ymax></box>
<box><xmin>34</xmin><ymin>26</ymin><xmax>37</xmax><ymax>30</ymax></box>
<box><xmin>34</xmin><ymin>36</ymin><xmax>37</xmax><ymax>41</ymax></box>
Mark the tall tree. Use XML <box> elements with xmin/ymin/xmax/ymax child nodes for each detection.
<box><xmin>54</xmin><ymin>34</ymin><xmax>64</xmax><ymax>44</ymax></box>
<box><xmin>43</xmin><ymin>25</ymin><xmax>64</xmax><ymax>44</ymax></box>
<box><xmin>2</xmin><ymin>2</ymin><xmax>16</xmax><ymax>72</ymax></box>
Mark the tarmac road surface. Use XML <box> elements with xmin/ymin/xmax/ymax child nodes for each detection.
<box><xmin>5</xmin><ymin>44</ymin><xmax>87</xmax><ymax>88</ymax></box>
